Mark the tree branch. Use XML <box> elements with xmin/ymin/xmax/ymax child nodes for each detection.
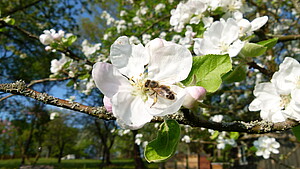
<box><xmin>0</xmin><ymin>77</ymin><xmax>73</xmax><ymax>102</ymax></box>
<box><xmin>271</xmin><ymin>34</ymin><xmax>300</xmax><ymax>42</ymax></box>
<box><xmin>247</xmin><ymin>61</ymin><xmax>273</xmax><ymax>77</ymax></box>
<box><xmin>3</xmin><ymin>0</ymin><xmax>47</xmax><ymax>16</ymax></box>
<box><xmin>1</xmin><ymin>80</ymin><xmax>299</xmax><ymax>133</ymax></box>
<box><xmin>0</xmin><ymin>21</ymin><xmax>93</xmax><ymax>65</ymax></box>
<box><xmin>177</xmin><ymin>109</ymin><xmax>299</xmax><ymax>134</ymax></box>
<box><xmin>137</xmin><ymin>14</ymin><xmax>171</xmax><ymax>37</ymax></box>
<box><xmin>0</xmin><ymin>80</ymin><xmax>114</xmax><ymax>120</ymax></box>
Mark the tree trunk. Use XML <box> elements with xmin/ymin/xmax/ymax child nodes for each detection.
<box><xmin>21</xmin><ymin>117</ymin><xmax>36</xmax><ymax>165</ymax></box>
<box><xmin>132</xmin><ymin>130</ymin><xmax>147</xmax><ymax>169</ymax></box>
<box><xmin>57</xmin><ymin>143</ymin><xmax>65</xmax><ymax>163</ymax></box>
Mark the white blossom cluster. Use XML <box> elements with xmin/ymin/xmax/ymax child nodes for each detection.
<box><xmin>193</xmin><ymin>16</ymin><xmax>268</xmax><ymax>58</ymax></box>
<box><xmin>169</xmin><ymin>0</ymin><xmax>250</xmax><ymax>32</ymax></box>
<box><xmin>253</xmin><ymin>136</ymin><xmax>280</xmax><ymax>159</ymax></box>
<box><xmin>50</xmin><ymin>54</ymin><xmax>95</xmax><ymax>95</ymax></box>
<box><xmin>39</xmin><ymin>29</ymin><xmax>73</xmax><ymax>51</ymax></box>
<box><xmin>249</xmin><ymin>57</ymin><xmax>300</xmax><ymax>122</ymax></box>
<box><xmin>135</xmin><ymin>133</ymin><xmax>148</xmax><ymax>147</ymax></box>
<box><xmin>216</xmin><ymin>131</ymin><xmax>237</xmax><ymax>150</ymax></box>
<box><xmin>81</xmin><ymin>40</ymin><xmax>101</xmax><ymax>58</ymax></box>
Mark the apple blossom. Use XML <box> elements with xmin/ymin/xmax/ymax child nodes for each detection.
<box><xmin>193</xmin><ymin>18</ymin><xmax>245</xmax><ymax>57</ymax></box>
<box><xmin>155</xmin><ymin>3</ymin><xmax>166</xmax><ymax>13</ymax></box>
<box><xmin>249</xmin><ymin>82</ymin><xmax>288</xmax><ymax>122</ymax></box>
<box><xmin>117</xmin><ymin>129</ymin><xmax>130</xmax><ymax>136</ymax></box>
<box><xmin>237</xmin><ymin>16</ymin><xmax>268</xmax><ymax>37</ymax></box>
<box><xmin>135</xmin><ymin>133</ymin><xmax>143</xmax><ymax>145</ymax></box>
<box><xmin>249</xmin><ymin>57</ymin><xmax>300</xmax><ymax>122</ymax></box>
<box><xmin>142</xmin><ymin>141</ymin><xmax>148</xmax><ymax>148</ymax></box>
<box><xmin>181</xmin><ymin>135</ymin><xmax>191</xmax><ymax>143</ymax></box>
<box><xmin>50</xmin><ymin>112</ymin><xmax>59</xmax><ymax>120</ymax></box>
<box><xmin>253</xmin><ymin>136</ymin><xmax>280</xmax><ymax>159</ymax></box>
<box><xmin>39</xmin><ymin>29</ymin><xmax>65</xmax><ymax>45</ymax></box>
<box><xmin>81</xmin><ymin>39</ymin><xmax>101</xmax><ymax>57</ymax></box>
<box><xmin>101</xmin><ymin>11</ymin><xmax>115</xmax><ymax>25</ymax></box>
<box><xmin>92</xmin><ymin>36</ymin><xmax>192</xmax><ymax>129</ymax></box>
<box><xmin>136</xmin><ymin>6</ymin><xmax>148</xmax><ymax>16</ymax></box>
<box><xmin>271</xmin><ymin>57</ymin><xmax>300</xmax><ymax>95</ymax></box>
<box><xmin>170</xmin><ymin>0</ymin><xmax>207</xmax><ymax>32</ymax></box>
<box><xmin>220</xmin><ymin>0</ymin><xmax>245</xmax><ymax>19</ymax></box>
<box><xmin>50</xmin><ymin>54</ymin><xmax>70</xmax><ymax>75</ymax></box>
<box><xmin>120</xmin><ymin>10</ymin><xmax>127</xmax><ymax>17</ymax></box>
<box><xmin>142</xmin><ymin>34</ymin><xmax>151</xmax><ymax>45</ymax></box>
<box><xmin>210</xmin><ymin>114</ymin><xmax>224</xmax><ymax>123</ymax></box>
<box><xmin>216</xmin><ymin>131</ymin><xmax>237</xmax><ymax>149</ymax></box>
<box><xmin>132</xmin><ymin>16</ymin><xmax>142</xmax><ymax>25</ymax></box>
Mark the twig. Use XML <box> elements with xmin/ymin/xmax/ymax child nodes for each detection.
<box><xmin>137</xmin><ymin>14</ymin><xmax>171</xmax><ymax>37</ymax></box>
<box><xmin>27</xmin><ymin>77</ymin><xmax>73</xmax><ymax>87</ymax></box>
<box><xmin>271</xmin><ymin>34</ymin><xmax>300</xmax><ymax>42</ymax></box>
<box><xmin>0</xmin><ymin>21</ymin><xmax>92</xmax><ymax>65</ymax></box>
<box><xmin>247</xmin><ymin>61</ymin><xmax>273</xmax><ymax>77</ymax></box>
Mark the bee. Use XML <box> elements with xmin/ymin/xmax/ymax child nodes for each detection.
<box><xmin>144</xmin><ymin>79</ymin><xmax>176</xmax><ymax>107</ymax></box>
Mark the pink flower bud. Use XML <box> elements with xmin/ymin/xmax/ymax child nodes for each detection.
<box><xmin>103</xmin><ymin>96</ymin><xmax>113</xmax><ymax>112</ymax></box>
<box><xmin>183</xmin><ymin>86</ymin><xmax>206</xmax><ymax>109</ymax></box>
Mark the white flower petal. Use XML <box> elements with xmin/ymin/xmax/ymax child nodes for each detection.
<box><xmin>221</xmin><ymin>18</ymin><xmax>239</xmax><ymax>44</ymax></box>
<box><xmin>92</xmin><ymin>62</ymin><xmax>131</xmax><ymax>98</ymax></box>
<box><xmin>272</xmin><ymin>57</ymin><xmax>300</xmax><ymax>95</ymax></box>
<box><xmin>248</xmin><ymin>99</ymin><xmax>262</xmax><ymax>111</ymax></box>
<box><xmin>198</xmin><ymin>38</ymin><xmax>220</xmax><ymax>55</ymax></box>
<box><xmin>228</xmin><ymin>40</ymin><xmax>245</xmax><ymax>57</ymax></box>
<box><xmin>251</xmin><ymin>16</ymin><xmax>268</xmax><ymax>31</ymax></box>
<box><xmin>145</xmin><ymin>85</ymin><xmax>186</xmax><ymax>116</ymax></box>
<box><xmin>193</xmin><ymin>38</ymin><xmax>204</xmax><ymax>56</ymax></box>
<box><xmin>112</xmin><ymin>92</ymin><xmax>153</xmax><ymax>130</ymax></box>
<box><xmin>270</xmin><ymin>111</ymin><xmax>286</xmax><ymax>123</ymax></box>
<box><xmin>147</xmin><ymin>39</ymin><xmax>192</xmax><ymax>84</ymax></box>
<box><xmin>110</xmin><ymin>36</ymin><xmax>148</xmax><ymax>78</ymax></box>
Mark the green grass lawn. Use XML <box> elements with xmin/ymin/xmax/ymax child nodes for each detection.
<box><xmin>0</xmin><ymin>158</ymin><xmax>159</xmax><ymax>169</ymax></box>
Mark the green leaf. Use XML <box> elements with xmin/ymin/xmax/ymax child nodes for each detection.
<box><xmin>50</xmin><ymin>42</ymin><xmax>59</xmax><ymax>49</ymax></box>
<box><xmin>62</xmin><ymin>60</ymin><xmax>72</xmax><ymax>69</ymax></box>
<box><xmin>222</xmin><ymin>65</ymin><xmax>247</xmax><ymax>83</ymax></box>
<box><xmin>239</xmin><ymin>43</ymin><xmax>267</xmax><ymax>57</ymax></box>
<box><xmin>66</xmin><ymin>80</ymin><xmax>74</xmax><ymax>87</ymax></box>
<box><xmin>78</xmin><ymin>73</ymin><xmax>90</xmax><ymax>80</ymax></box>
<box><xmin>210</xmin><ymin>130</ymin><xmax>219</xmax><ymax>140</ymax></box>
<box><xmin>144</xmin><ymin>119</ymin><xmax>181</xmax><ymax>163</ymax></box>
<box><xmin>249</xmin><ymin>146</ymin><xmax>257</xmax><ymax>152</ymax></box>
<box><xmin>3</xmin><ymin>17</ymin><xmax>15</xmax><ymax>25</ymax></box>
<box><xmin>257</xmin><ymin>38</ymin><xmax>278</xmax><ymax>50</ymax></box>
<box><xmin>65</xmin><ymin>35</ymin><xmax>77</xmax><ymax>46</ymax></box>
<box><xmin>292</xmin><ymin>125</ymin><xmax>300</xmax><ymax>142</ymax></box>
<box><xmin>229</xmin><ymin>132</ymin><xmax>239</xmax><ymax>140</ymax></box>
<box><xmin>182</xmin><ymin>54</ymin><xmax>232</xmax><ymax>93</ymax></box>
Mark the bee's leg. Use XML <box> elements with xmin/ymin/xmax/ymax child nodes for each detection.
<box><xmin>150</xmin><ymin>93</ymin><xmax>158</xmax><ymax>108</ymax></box>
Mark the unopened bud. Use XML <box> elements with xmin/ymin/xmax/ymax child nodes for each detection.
<box><xmin>183</xmin><ymin>86</ymin><xmax>206</xmax><ymax>109</ymax></box>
